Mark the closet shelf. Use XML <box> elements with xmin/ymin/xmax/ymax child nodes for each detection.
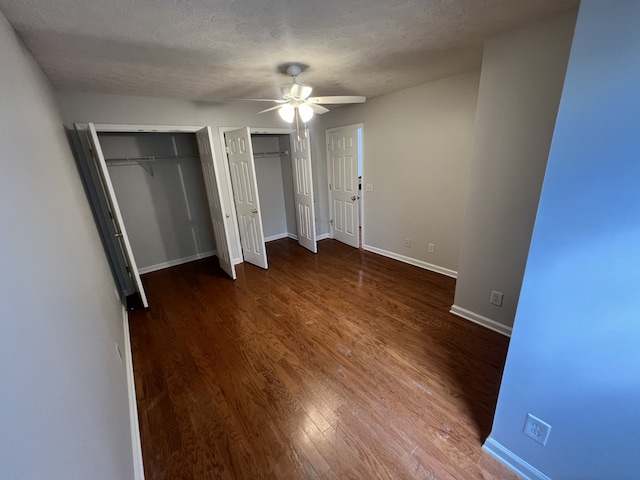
<box><xmin>105</xmin><ymin>154</ymin><xmax>199</xmax><ymax>176</ymax></box>
<box><xmin>105</xmin><ymin>154</ymin><xmax>198</xmax><ymax>163</ymax></box>
<box><xmin>254</xmin><ymin>150</ymin><xmax>289</xmax><ymax>159</ymax></box>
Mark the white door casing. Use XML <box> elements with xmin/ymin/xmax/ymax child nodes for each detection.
<box><xmin>84</xmin><ymin>123</ymin><xmax>149</xmax><ymax>307</ymax></box>
<box><xmin>196</xmin><ymin>127</ymin><xmax>237</xmax><ymax>280</ymax></box>
<box><xmin>327</xmin><ymin>126</ymin><xmax>360</xmax><ymax>248</ymax></box>
<box><xmin>225</xmin><ymin>127</ymin><xmax>268</xmax><ymax>269</ymax></box>
<box><xmin>291</xmin><ymin>134</ymin><xmax>317</xmax><ymax>253</ymax></box>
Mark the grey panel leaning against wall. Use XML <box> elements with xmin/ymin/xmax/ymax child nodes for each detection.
<box><xmin>100</xmin><ymin>132</ymin><xmax>217</xmax><ymax>273</ymax></box>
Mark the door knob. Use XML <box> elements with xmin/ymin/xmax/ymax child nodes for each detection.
<box><xmin>351</xmin><ymin>195</ymin><xmax>357</xmax><ymax>201</ymax></box>
<box><xmin>252</xmin><ymin>208</ymin><xmax>258</xmax><ymax>214</ymax></box>
<box><xmin>114</xmin><ymin>232</ymin><xmax>123</xmax><ymax>238</ymax></box>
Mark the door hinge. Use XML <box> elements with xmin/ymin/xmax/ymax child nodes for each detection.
<box><xmin>225</xmin><ymin>146</ymin><xmax>230</xmax><ymax>154</ymax></box>
<box><xmin>329</xmin><ymin>183</ymin><xmax>332</xmax><ymax>190</ymax></box>
<box><xmin>330</xmin><ymin>219</ymin><xmax>333</xmax><ymax>224</ymax></box>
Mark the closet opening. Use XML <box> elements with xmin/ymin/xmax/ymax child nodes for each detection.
<box><xmin>75</xmin><ymin>123</ymin><xmax>236</xmax><ymax>309</ymax></box>
<box><xmin>99</xmin><ymin>132</ymin><xmax>216</xmax><ymax>276</ymax></box>
<box><xmin>221</xmin><ymin>127</ymin><xmax>318</xmax><ymax>270</ymax></box>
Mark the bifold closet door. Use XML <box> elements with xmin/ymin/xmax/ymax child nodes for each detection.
<box><xmin>196</xmin><ymin>127</ymin><xmax>236</xmax><ymax>280</ymax></box>
<box><xmin>292</xmin><ymin>134</ymin><xmax>317</xmax><ymax>253</ymax></box>
<box><xmin>75</xmin><ymin>123</ymin><xmax>149</xmax><ymax>308</ymax></box>
<box><xmin>225</xmin><ymin>128</ymin><xmax>268</xmax><ymax>269</ymax></box>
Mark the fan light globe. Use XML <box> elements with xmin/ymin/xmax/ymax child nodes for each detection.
<box><xmin>298</xmin><ymin>103</ymin><xmax>314</xmax><ymax>123</ymax></box>
<box><xmin>278</xmin><ymin>104</ymin><xmax>295</xmax><ymax>123</ymax></box>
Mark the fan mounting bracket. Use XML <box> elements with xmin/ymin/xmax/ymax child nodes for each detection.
<box><xmin>286</xmin><ymin>64</ymin><xmax>302</xmax><ymax>78</ymax></box>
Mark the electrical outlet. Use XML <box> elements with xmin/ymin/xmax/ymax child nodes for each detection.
<box><xmin>405</xmin><ymin>238</ymin><xmax>411</xmax><ymax>248</ymax></box>
<box><xmin>366</xmin><ymin>183</ymin><xmax>374</xmax><ymax>192</ymax></box>
<box><xmin>428</xmin><ymin>243</ymin><xmax>435</xmax><ymax>254</ymax></box>
<box><xmin>490</xmin><ymin>290</ymin><xmax>504</xmax><ymax>307</ymax></box>
<box><xmin>523</xmin><ymin>413</ymin><xmax>551</xmax><ymax>446</ymax></box>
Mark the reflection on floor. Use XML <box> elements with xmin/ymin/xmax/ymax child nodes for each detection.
<box><xmin>129</xmin><ymin>238</ymin><xmax>516</xmax><ymax>479</ymax></box>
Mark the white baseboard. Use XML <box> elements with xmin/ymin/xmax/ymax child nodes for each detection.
<box><xmin>138</xmin><ymin>250</ymin><xmax>216</xmax><ymax>274</ymax></box>
<box><xmin>449</xmin><ymin>304</ymin><xmax>512</xmax><ymax>337</ymax></box>
<box><xmin>483</xmin><ymin>437</ymin><xmax>550</xmax><ymax>480</ymax></box>
<box><xmin>362</xmin><ymin>244</ymin><xmax>457</xmax><ymax>278</ymax></box>
<box><xmin>264</xmin><ymin>232</ymin><xmax>290</xmax><ymax>242</ymax></box>
<box><xmin>122</xmin><ymin>308</ymin><xmax>145</xmax><ymax>480</ymax></box>
<box><xmin>287</xmin><ymin>232</ymin><xmax>330</xmax><ymax>241</ymax></box>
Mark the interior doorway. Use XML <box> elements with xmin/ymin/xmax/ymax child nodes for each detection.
<box><xmin>326</xmin><ymin>124</ymin><xmax>364</xmax><ymax>248</ymax></box>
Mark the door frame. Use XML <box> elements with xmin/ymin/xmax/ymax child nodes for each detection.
<box><xmin>218</xmin><ymin>126</ymin><xmax>299</xmax><ymax>261</ymax></box>
<box><xmin>326</xmin><ymin>123</ymin><xmax>365</xmax><ymax>247</ymax></box>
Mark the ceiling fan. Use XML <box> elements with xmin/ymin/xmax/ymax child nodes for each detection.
<box><xmin>243</xmin><ymin>65</ymin><xmax>366</xmax><ymax>124</ymax></box>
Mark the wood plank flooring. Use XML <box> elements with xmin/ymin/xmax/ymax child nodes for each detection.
<box><xmin>129</xmin><ymin>238</ymin><xmax>517</xmax><ymax>479</ymax></box>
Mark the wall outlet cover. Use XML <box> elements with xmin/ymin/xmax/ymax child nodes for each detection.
<box><xmin>490</xmin><ymin>290</ymin><xmax>504</xmax><ymax>307</ymax></box>
<box><xmin>523</xmin><ymin>413</ymin><xmax>551</xmax><ymax>446</ymax></box>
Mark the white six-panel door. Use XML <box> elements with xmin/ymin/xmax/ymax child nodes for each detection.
<box><xmin>327</xmin><ymin>126</ymin><xmax>360</xmax><ymax>248</ymax></box>
<box><xmin>292</xmin><ymin>134</ymin><xmax>317</xmax><ymax>253</ymax></box>
<box><xmin>225</xmin><ymin>128</ymin><xmax>268</xmax><ymax>269</ymax></box>
<box><xmin>196</xmin><ymin>127</ymin><xmax>237</xmax><ymax>279</ymax></box>
<box><xmin>84</xmin><ymin>123</ymin><xmax>149</xmax><ymax>307</ymax></box>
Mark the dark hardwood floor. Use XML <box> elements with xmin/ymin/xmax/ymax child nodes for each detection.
<box><xmin>129</xmin><ymin>238</ymin><xmax>517</xmax><ymax>479</ymax></box>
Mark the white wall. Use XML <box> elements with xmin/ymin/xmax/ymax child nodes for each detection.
<box><xmin>252</xmin><ymin>135</ymin><xmax>289</xmax><ymax>240</ymax></box>
<box><xmin>485</xmin><ymin>2</ymin><xmax>640</xmax><ymax>478</ymax></box>
<box><xmin>0</xmin><ymin>11</ymin><xmax>135</xmax><ymax>479</ymax></box>
<box><xmin>101</xmin><ymin>132</ymin><xmax>216</xmax><ymax>272</ymax></box>
<box><xmin>319</xmin><ymin>72</ymin><xmax>480</xmax><ymax>274</ymax></box>
<box><xmin>451</xmin><ymin>13</ymin><xmax>576</xmax><ymax>333</ymax></box>
<box><xmin>55</xmin><ymin>93</ymin><xmax>330</xmax><ymax>260</ymax></box>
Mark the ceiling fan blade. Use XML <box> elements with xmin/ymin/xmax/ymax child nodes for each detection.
<box><xmin>308</xmin><ymin>103</ymin><xmax>330</xmax><ymax>114</ymax></box>
<box><xmin>257</xmin><ymin>105</ymin><xmax>284</xmax><ymax>114</ymax></box>
<box><xmin>308</xmin><ymin>96</ymin><xmax>366</xmax><ymax>104</ymax></box>
<box><xmin>231</xmin><ymin>98</ymin><xmax>285</xmax><ymax>103</ymax></box>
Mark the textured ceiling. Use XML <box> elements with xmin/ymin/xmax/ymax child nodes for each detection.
<box><xmin>0</xmin><ymin>0</ymin><xmax>578</xmax><ymax>102</ymax></box>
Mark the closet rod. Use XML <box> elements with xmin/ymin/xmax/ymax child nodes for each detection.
<box><xmin>254</xmin><ymin>150</ymin><xmax>289</xmax><ymax>159</ymax></box>
<box><xmin>105</xmin><ymin>154</ymin><xmax>198</xmax><ymax>163</ymax></box>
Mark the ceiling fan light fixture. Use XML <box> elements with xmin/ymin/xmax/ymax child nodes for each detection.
<box><xmin>298</xmin><ymin>103</ymin><xmax>314</xmax><ymax>123</ymax></box>
<box><xmin>278</xmin><ymin>103</ymin><xmax>295</xmax><ymax>123</ymax></box>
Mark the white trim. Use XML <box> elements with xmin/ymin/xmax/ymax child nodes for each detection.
<box><xmin>449</xmin><ymin>304</ymin><xmax>512</xmax><ymax>337</ymax></box>
<box><xmin>264</xmin><ymin>232</ymin><xmax>290</xmax><ymax>242</ymax></box>
<box><xmin>325</xmin><ymin>123</ymin><xmax>365</xmax><ymax>134</ymax></box>
<box><xmin>232</xmin><ymin>257</ymin><xmax>243</xmax><ymax>265</ymax></box>
<box><xmin>96</xmin><ymin>124</ymin><xmax>203</xmax><ymax>133</ymax></box>
<box><xmin>287</xmin><ymin>233</ymin><xmax>298</xmax><ymax>240</ymax></box>
<box><xmin>363</xmin><ymin>244</ymin><xmax>458</xmax><ymax>278</ymax></box>
<box><xmin>483</xmin><ymin>437</ymin><xmax>550</xmax><ymax>480</ymax></box>
<box><xmin>122</xmin><ymin>307</ymin><xmax>145</xmax><ymax>480</ymax></box>
<box><xmin>316</xmin><ymin>233</ymin><xmax>330</xmax><ymax>241</ymax></box>
<box><xmin>137</xmin><ymin>250</ymin><xmax>216</xmax><ymax>274</ymax></box>
<box><xmin>75</xmin><ymin>123</ymin><xmax>205</xmax><ymax>133</ymax></box>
